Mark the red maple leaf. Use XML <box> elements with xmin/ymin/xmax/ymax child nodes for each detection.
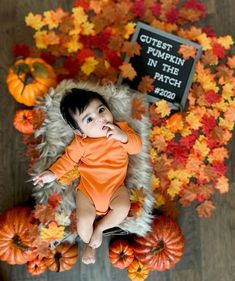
<box><xmin>63</xmin><ymin>57</ymin><xmax>81</xmax><ymax>74</ymax></box>
<box><xmin>205</xmin><ymin>90</ymin><xmax>222</xmax><ymax>104</ymax></box>
<box><xmin>151</xmin><ymin>3</ymin><xmax>161</xmax><ymax>17</ymax></box>
<box><xmin>166</xmin><ymin>8</ymin><xmax>179</xmax><ymax>24</ymax></box>
<box><xmin>74</xmin><ymin>0</ymin><xmax>90</xmax><ymax>11</ymax></box>
<box><xmin>212</xmin><ymin>43</ymin><xmax>225</xmax><ymax>59</ymax></box>
<box><xmin>166</xmin><ymin>141</ymin><xmax>189</xmax><ymax>164</ymax></box>
<box><xmin>183</xmin><ymin>0</ymin><xmax>206</xmax><ymax>17</ymax></box>
<box><xmin>211</xmin><ymin>161</ymin><xmax>227</xmax><ymax>177</ymax></box>
<box><xmin>12</xmin><ymin>43</ymin><xmax>30</xmax><ymax>58</ymax></box>
<box><xmin>179</xmin><ymin>131</ymin><xmax>198</xmax><ymax>150</ymax></box>
<box><xmin>48</xmin><ymin>193</ymin><xmax>62</xmax><ymax>207</ymax></box>
<box><xmin>201</xmin><ymin>115</ymin><xmax>217</xmax><ymax>135</ymax></box>
<box><xmin>130</xmin><ymin>0</ymin><xmax>145</xmax><ymax>18</ymax></box>
<box><xmin>76</xmin><ymin>49</ymin><xmax>94</xmax><ymax>64</ymax></box>
<box><xmin>91</xmin><ymin>30</ymin><xmax>112</xmax><ymax>50</ymax></box>
<box><xmin>104</xmin><ymin>50</ymin><xmax>123</xmax><ymax>68</ymax></box>
<box><xmin>202</xmin><ymin>26</ymin><xmax>216</xmax><ymax>37</ymax></box>
<box><xmin>40</xmin><ymin>52</ymin><xmax>57</xmax><ymax>65</ymax></box>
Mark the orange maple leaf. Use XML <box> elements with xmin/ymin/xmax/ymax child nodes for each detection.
<box><xmin>196</xmin><ymin>200</ymin><xmax>216</xmax><ymax>218</ymax></box>
<box><xmin>131</xmin><ymin>97</ymin><xmax>146</xmax><ymax>120</ymax></box>
<box><xmin>119</xmin><ymin>62</ymin><xmax>137</xmax><ymax>81</ymax></box>
<box><xmin>178</xmin><ymin>44</ymin><xmax>196</xmax><ymax>60</ymax></box>
<box><xmin>227</xmin><ymin>55</ymin><xmax>235</xmax><ymax>69</ymax></box>
<box><xmin>137</xmin><ymin>75</ymin><xmax>154</xmax><ymax>93</ymax></box>
<box><xmin>215</xmin><ymin>176</ymin><xmax>229</xmax><ymax>194</ymax></box>
<box><xmin>33</xmin><ymin>204</ymin><xmax>56</xmax><ymax>224</ymax></box>
<box><xmin>32</xmin><ymin>108</ymin><xmax>45</xmax><ymax>130</ymax></box>
<box><xmin>121</xmin><ymin>42</ymin><xmax>141</xmax><ymax>58</ymax></box>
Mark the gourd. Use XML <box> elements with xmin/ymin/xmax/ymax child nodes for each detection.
<box><xmin>44</xmin><ymin>243</ymin><xmax>78</xmax><ymax>272</ymax></box>
<box><xmin>133</xmin><ymin>216</ymin><xmax>185</xmax><ymax>271</ymax></box>
<box><xmin>6</xmin><ymin>57</ymin><xmax>57</xmax><ymax>106</ymax></box>
<box><xmin>109</xmin><ymin>239</ymin><xmax>134</xmax><ymax>269</ymax></box>
<box><xmin>13</xmin><ymin>109</ymin><xmax>34</xmax><ymax>134</ymax></box>
<box><xmin>0</xmin><ymin>207</ymin><xmax>37</xmax><ymax>264</ymax></box>
<box><xmin>127</xmin><ymin>259</ymin><xmax>150</xmax><ymax>281</ymax></box>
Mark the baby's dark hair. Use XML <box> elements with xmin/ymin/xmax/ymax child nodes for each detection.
<box><xmin>60</xmin><ymin>88</ymin><xmax>110</xmax><ymax>131</ymax></box>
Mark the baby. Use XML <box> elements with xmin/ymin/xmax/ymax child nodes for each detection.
<box><xmin>33</xmin><ymin>88</ymin><xmax>142</xmax><ymax>264</ymax></box>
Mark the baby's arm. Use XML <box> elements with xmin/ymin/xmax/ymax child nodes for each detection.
<box><xmin>106</xmin><ymin>122</ymin><xmax>142</xmax><ymax>154</ymax></box>
<box><xmin>33</xmin><ymin>135</ymin><xmax>84</xmax><ymax>186</ymax></box>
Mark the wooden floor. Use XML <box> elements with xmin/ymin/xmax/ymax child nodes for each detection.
<box><xmin>0</xmin><ymin>0</ymin><xmax>234</xmax><ymax>280</ymax></box>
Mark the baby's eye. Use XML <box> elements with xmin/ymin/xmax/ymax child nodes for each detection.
<box><xmin>87</xmin><ymin>117</ymin><xmax>93</xmax><ymax>123</ymax></box>
<box><xmin>99</xmin><ymin>107</ymin><xmax>105</xmax><ymax>113</ymax></box>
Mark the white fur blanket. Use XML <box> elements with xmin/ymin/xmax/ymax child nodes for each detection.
<box><xmin>32</xmin><ymin>80</ymin><xmax>154</xmax><ymax>241</ymax></box>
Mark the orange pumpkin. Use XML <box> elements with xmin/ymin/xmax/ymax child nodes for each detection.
<box><xmin>6</xmin><ymin>57</ymin><xmax>57</xmax><ymax>106</ymax></box>
<box><xmin>13</xmin><ymin>109</ymin><xmax>34</xmax><ymax>134</ymax></box>
<box><xmin>0</xmin><ymin>207</ymin><xmax>36</xmax><ymax>265</ymax></box>
<box><xmin>133</xmin><ymin>216</ymin><xmax>185</xmax><ymax>271</ymax></box>
<box><xmin>109</xmin><ymin>239</ymin><xmax>134</xmax><ymax>269</ymax></box>
<box><xmin>167</xmin><ymin>112</ymin><xmax>183</xmax><ymax>133</ymax></box>
<box><xmin>44</xmin><ymin>243</ymin><xmax>78</xmax><ymax>272</ymax></box>
<box><xmin>128</xmin><ymin>259</ymin><xmax>150</xmax><ymax>281</ymax></box>
<box><xmin>27</xmin><ymin>256</ymin><xmax>47</xmax><ymax>275</ymax></box>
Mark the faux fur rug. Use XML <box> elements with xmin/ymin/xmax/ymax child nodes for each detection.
<box><xmin>32</xmin><ymin>80</ymin><xmax>154</xmax><ymax>241</ymax></box>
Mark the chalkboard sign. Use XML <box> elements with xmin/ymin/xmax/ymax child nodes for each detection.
<box><xmin>118</xmin><ymin>22</ymin><xmax>202</xmax><ymax>110</ymax></box>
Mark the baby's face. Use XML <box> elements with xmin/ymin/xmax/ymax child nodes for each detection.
<box><xmin>73</xmin><ymin>99</ymin><xmax>113</xmax><ymax>138</ymax></box>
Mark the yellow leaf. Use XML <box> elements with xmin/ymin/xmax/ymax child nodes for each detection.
<box><xmin>25</xmin><ymin>12</ymin><xmax>45</xmax><ymax>30</ymax></box>
<box><xmin>34</xmin><ymin>31</ymin><xmax>48</xmax><ymax>49</ymax></box>
<box><xmin>222</xmin><ymin>83</ymin><xmax>234</xmax><ymax>102</ymax></box>
<box><xmin>196</xmin><ymin>33</ymin><xmax>212</xmax><ymax>51</ymax></box>
<box><xmin>167</xmin><ymin>179</ymin><xmax>181</xmax><ymax>199</ymax></box>
<box><xmin>186</xmin><ymin>112</ymin><xmax>202</xmax><ymax>130</ymax></box>
<box><xmin>155</xmin><ymin>100</ymin><xmax>171</xmax><ymax>117</ymax></box>
<box><xmin>41</xmin><ymin>221</ymin><xmax>65</xmax><ymax>242</ymax></box>
<box><xmin>217</xmin><ymin>35</ymin><xmax>234</xmax><ymax>50</ymax></box>
<box><xmin>215</xmin><ymin>176</ymin><xmax>229</xmax><ymax>194</ymax></box>
<box><xmin>193</xmin><ymin>136</ymin><xmax>210</xmax><ymax>158</ymax></box>
<box><xmin>129</xmin><ymin>187</ymin><xmax>145</xmax><ymax>203</ymax></box>
<box><xmin>168</xmin><ymin>169</ymin><xmax>191</xmax><ymax>185</ymax></box>
<box><xmin>81</xmin><ymin>57</ymin><xmax>99</xmax><ymax>75</ymax></box>
<box><xmin>218</xmin><ymin>117</ymin><xmax>234</xmax><ymax>130</ymax></box>
<box><xmin>151</xmin><ymin>175</ymin><xmax>160</xmax><ymax>191</ymax></box>
<box><xmin>154</xmin><ymin>192</ymin><xmax>165</xmax><ymax>208</ymax></box>
<box><xmin>43</xmin><ymin>10</ymin><xmax>64</xmax><ymax>29</ymax></box>
<box><xmin>81</xmin><ymin>22</ymin><xmax>95</xmax><ymax>36</ymax></box>
<box><xmin>66</xmin><ymin>35</ymin><xmax>83</xmax><ymax>53</ymax></box>
<box><xmin>72</xmin><ymin>7</ymin><xmax>88</xmax><ymax>24</ymax></box>
<box><xmin>123</xmin><ymin>22</ymin><xmax>136</xmax><ymax>39</ymax></box>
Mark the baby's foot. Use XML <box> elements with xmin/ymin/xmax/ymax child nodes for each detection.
<box><xmin>82</xmin><ymin>244</ymin><xmax>96</xmax><ymax>264</ymax></box>
<box><xmin>89</xmin><ymin>226</ymin><xmax>103</xmax><ymax>248</ymax></box>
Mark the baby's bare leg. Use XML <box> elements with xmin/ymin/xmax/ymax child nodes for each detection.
<box><xmin>76</xmin><ymin>190</ymin><xmax>96</xmax><ymax>264</ymax></box>
<box><xmin>89</xmin><ymin>186</ymin><xmax>130</xmax><ymax>249</ymax></box>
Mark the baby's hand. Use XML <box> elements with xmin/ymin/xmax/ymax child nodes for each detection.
<box><xmin>33</xmin><ymin>171</ymin><xmax>57</xmax><ymax>186</ymax></box>
<box><xmin>105</xmin><ymin>123</ymin><xmax>128</xmax><ymax>143</ymax></box>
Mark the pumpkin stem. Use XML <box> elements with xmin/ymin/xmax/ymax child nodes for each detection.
<box><xmin>54</xmin><ymin>252</ymin><xmax>62</xmax><ymax>272</ymax></box>
<box><xmin>16</xmin><ymin>71</ymin><xmax>35</xmax><ymax>95</ymax></box>
<box><xmin>151</xmin><ymin>240</ymin><xmax>165</xmax><ymax>255</ymax></box>
<box><xmin>12</xmin><ymin>235</ymin><xmax>29</xmax><ymax>251</ymax></box>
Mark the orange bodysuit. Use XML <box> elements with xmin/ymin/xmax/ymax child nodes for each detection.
<box><xmin>50</xmin><ymin>122</ymin><xmax>142</xmax><ymax>215</ymax></box>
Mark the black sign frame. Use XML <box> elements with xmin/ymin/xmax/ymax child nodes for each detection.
<box><xmin>118</xmin><ymin>22</ymin><xmax>202</xmax><ymax>110</ymax></box>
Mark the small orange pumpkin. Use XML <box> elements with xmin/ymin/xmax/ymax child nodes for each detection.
<box><xmin>44</xmin><ymin>243</ymin><xmax>78</xmax><ymax>272</ymax></box>
<box><xmin>128</xmin><ymin>259</ymin><xmax>150</xmax><ymax>281</ymax></box>
<box><xmin>27</xmin><ymin>256</ymin><xmax>47</xmax><ymax>275</ymax></box>
<box><xmin>13</xmin><ymin>109</ymin><xmax>34</xmax><ymax>134</ymax></box>
<box><xmin>0</xmin><ymin>207</ymin><xmax>36</xmax><ymax>265</ymax></box>
<box><xmin>6</xmin><ymin>57</ymin><xmax>57</xmax><ymax>106</ymax></box>
<box><xmin>133</xmin><ymin>216</ymin><xmax>185</xmax><ymax>272</ymax></box>
<box><xmin>109</xmin><ymin>239</ymin><xmax>134</xmax><ymax>269</ymax></box>
<box><xmin>167</xmin><ymin>112</ymin><xmax>183</xmax><ymax>133</ymax></box>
